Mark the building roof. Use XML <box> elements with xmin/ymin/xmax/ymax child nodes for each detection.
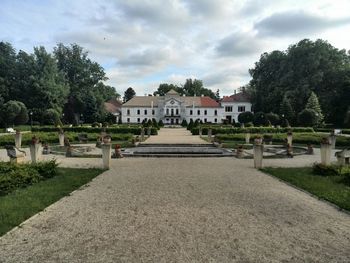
<box><xmin>104</xmin><ymin>98</ymin><xmax>122</xmax><ymax>114</ymax></box>
<box><xmin>221</xmin><ymin>92</ymin><xmax>250</xmax><ymax>103</ymax></box>
<box><xmin>166</xmin><ymin>89</ymin><xmax>179</xmax><ymax>95</ymax></box>
<box><xmin>123</xmin><ymin>95</ymin><xmax>221</xmax><ymax>108</ymax></box>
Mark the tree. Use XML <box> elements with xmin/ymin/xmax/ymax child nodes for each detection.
<box><xmin>0</xmin><ymin>42</ymin><xmax>16</xmax><ymax>102</ymax></box>
<box><xmin>14</xmin><ymin>101</ymin><xmax>29</xmax><ymax>125</ymax></box>
<box><xmin>280</xmin><ymin>96</ymin><xmax>295</xmax><ymax>124</ymax></box>
<box><xmin>265</xmin><ymin>113</ymin><xmax>280</xmax><ymax>126</ymax></box>
<box><xmin>182</xmin><ymin>78</ymin><xmax>216</xmax><ymax>99</ymax></box>
<box><xmin>153</xmin><ymin>83</ymin><xmax>182</xmax><ymax>96</ymax></box>
<box><xmin>253</xmin><ymin>112</ymin><xmax>268</xmax><ymax>126</ymax></box>
<box><xmin>123</xmin><ymin>87</ymin><xmax>136</xmax><ymax>102</ymax></box>
<box><xmin>42</xmin><ymin>108</ymin><xmax>61</xmax><ymax>126</ymax></box>
<box><xmin>238</xmin><ymin>111</ymin><xmax>254</xmax><ymax>124</ymax></box>
<box><xmin>181</xmin><ymin>119</ymin><xmax>188</xmax><ymax>127</ymax></box>
<box><xmin>1</xmin><ymin>100</ymin><xmax>22</xmax><ymax>127</ymax></box>
<box><xmin>215</xmin><ymin>89</ymin><xmax>220</xmax><ymax>101</ymax></box>
<box><xmin>298</xmin><ymin>109</ymin><xmax>318</xmax><ymax>127</ymax></box>
<box><xmin>305</xmin><ymin>92</ymin><xmax>324</xmax><ymax>125</ymax></box>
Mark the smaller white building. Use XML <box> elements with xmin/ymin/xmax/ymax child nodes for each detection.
<box><xmin>121</xmin><ymin>89</ymin><xmax>252</xmax><ymax>124</ymax></box>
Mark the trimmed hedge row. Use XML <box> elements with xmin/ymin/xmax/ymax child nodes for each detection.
<box><xmin>0</xmin><ymin>160</ymin><xmax>58</xmax><ymax>195</ymax></box>
<box><xmin>191</xmin><ymin>127</ymin><xmax>314</xmax><ymax>135</ymax></box>
<box><xmin>0</xmin><ymin>132</ymin><xmax>133</xmax><ymax>147</ymax></box>
<box><xmin>215</xmin><ymin>133</ymin><xmax>350</xmax><ymax>146</ymax></box>
<box><xmin>314</xmin><ymin>128</ymin><xmax>350</xmax><ymax>134</ymax></box>
<box><xmin>31</xmin><ymin>126</ymin><xmax>158</xmax><ymax>135</ymax></box>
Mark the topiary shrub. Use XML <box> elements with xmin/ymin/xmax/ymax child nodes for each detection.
<box><xmin>312</xmin><ymin>163</ymin><xmax>340</xmax><ymax>176</ymax></box>
<box><xmin>238</xmin><ymin>111</ymin><xmax>254</xmax><ymax>124</ymax></box>
<box><xmin>92</xmin><ymin>122</ymin><xmax>100</xmax><ymax>127</ymax></box>
<box><xmin>265</xmin><ymin>113</ymin><xmax>280</xmax><ymax>126</ymax></box>
<box><xmin>181</xmin><ymin>119</ymin><xmax>188</xmax><ymax>127</ymax></box>
<box><xmin>298</xmin><ymin>109</ymin><xmax>318</xmax><ymax>127</ymax></box>
<box><xmin>158</xmin><ymin>120</ymin><xmax>164</xmax><ymax>127</ymax></box>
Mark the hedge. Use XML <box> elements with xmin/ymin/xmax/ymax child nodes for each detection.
<box><xmin>191</xmin><ymin>127</ymin><xmax>314</xmax><ymax>135</ymax></box>
<box><xmin>314</xmin><ymin>128</ymin><xmax>350</xmax><ymax>134</ymax></box>
<box><xmin>0</xmin><ymin>160</ymin><xmax>58</xmax><ymax>195</ymax></box>
<box><xmin>0</xmin><ymin>132</ymin><xmax>134</xmax><ymax>147</ymax></box>
<box><xmin>31</xmin><ymin>126</ymin><xmax>158</xmax><ymax>135</ymax></box>
<box><xmin>215</xmin><ymin>133</ymin><xmax>350</xmax><ymax>146</ymax></box>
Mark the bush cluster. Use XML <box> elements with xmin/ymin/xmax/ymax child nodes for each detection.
<box><xmin>0</xmin><ymin>160</ymin><xmax>58</xmax><ymax>195</ymax></box>
<box><xmin>190</xmin><ymin>127</ymin><xmax>314</xmax><ymax>135</ymax></box>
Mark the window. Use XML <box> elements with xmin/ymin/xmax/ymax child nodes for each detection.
<box><xmin>144</xmin><ymin>109</ymin><xmax>148</xmax><ymax>115</ymax></box>
<box><xmin>190</xmin><ymin>110</ymin><xmax>193</xmax><ymax>115</ymax></box>
<box><xmin>204</xmin><ymin>110</ymin><xmax>207</xmax><ymax>115</ymax></box>
<box><xmin>171</xmin><ymin>109</ymin><xmax>174</xmax><ymax>116</ymax></box>
<box><xmin>225</xmin><ymin>106</ymin><xmax>232</xmax><ymax>112</ymax></box>
<box><xmin>152</xmin><ymin>109</ymin><xmax>155</xmax><ymax>115</ymax></box>
<box><xmin>127</xmin><ymin>118</ymin><xmax>130</xmax><ymax>123</ymax></box>
<box><xmin>176</xmin><ymin>109</ymin><xmax>179</xmax><ymax>115</ymax></box>
<box><xmin>197</xmin><ymin>110</ymin><xmax>200</xmax><ymax>115</ymax></box>
<box><xmin>137</xmin><ymin>118</ymin><xmax>140</xmax><ymax>123</ymax></box>
<box><xmin>127</xmin><ymin>109</ymin><xmax>130</xmax><ymax>115</ymax></box>
<box><xmin>238</xmin><ymin>106</ymin><xmax>246</xmax><ymax>112</ymax></box>
<box><xmin>204</xmin><ymin>118</ymin><xmax>207</xmax><ymax>123</ymax></box>
<box><xmin>214</xmin><ymin>110</ymin><xmax>217</xmax><ymax>116</ymax></box>
<box><xmin>166</xmin><ymin>108</ymin><xmax>169</xmax><ymax>115</ymax></box>
<box><xmin>214</xmin><ymin>118</ymin><xmax>217</xmax><ymax>123</ymax></box>
<box><xmin>137</xmin><ymin>109</ymin><xmax>140</xmax><ymax>115</ymax></box>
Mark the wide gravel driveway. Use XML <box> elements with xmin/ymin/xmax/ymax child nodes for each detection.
<box><xmin>1</xmin><ymin>158</ymin><xmax>349</xmax><ymax>262</ymax></box>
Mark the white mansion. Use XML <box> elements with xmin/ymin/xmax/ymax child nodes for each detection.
<box><xmin>121</xmin><ymin>89</ymin><xmax>252</xmax><ymax>125</ymax></box>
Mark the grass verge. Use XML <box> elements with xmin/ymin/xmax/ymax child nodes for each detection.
<box><xmin>0</xmin><ymin>167</ymin><xmax>103</xmax><ymax>236</ymax></box>
<box><xmin>262</xmin><ymin>167</ymin><xmax>350</xmax><ymax>212</ymax></box>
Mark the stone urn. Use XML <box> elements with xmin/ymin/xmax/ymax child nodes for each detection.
<box><xmin>103</xmin><ymin>135</ymin><xmax>111</xmax><ymax>144</ymax></box>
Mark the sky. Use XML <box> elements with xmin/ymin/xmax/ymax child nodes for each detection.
<box><xmin>1</xmin><ymin>0</ymin><xmax>350</xmax><ymax>96</ymax></box>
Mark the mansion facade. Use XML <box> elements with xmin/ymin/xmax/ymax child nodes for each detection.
<box><xmin>121</xmin><ymin>89</ymin><xmax>252</xmax><ymax>125</ymax></box>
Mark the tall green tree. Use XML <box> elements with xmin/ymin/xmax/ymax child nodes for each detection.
<box><xmin>280</xmin><ymin>96</ymin><xmax>295</xmax><ymax>124</ymax></box>
<box><xmin>153</xmin><ymin>83</ymin><xmax>182</xmax><ymax>96</ymax></box>
<box><xmin>123</xmin><ymin>87</ymin><xmax>136</xmax><ymax>102</ymax></box>
<box><xmin>305</xmin><ymin>92</ymin><xmax>324</xmax><ymax>125</ymax></box>
<box><xmin>0</xmin><ymin>42</ymin><xmax>16</xmax><ymax>102</ymax></box>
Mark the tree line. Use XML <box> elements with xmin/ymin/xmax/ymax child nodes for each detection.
<box><xmin>247</xmin><ymin>39</ymin><xmax>350</xmax><ymax>127</ymax></box>
<box><xmin>0</xmin><ymin>42</ymin><xmax>119</xmax><ymax>127</ymax></box>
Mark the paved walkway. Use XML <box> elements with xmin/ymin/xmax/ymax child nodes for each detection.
<box><xmin>1</xmin><ymin>158</ymin><xmax>350</xmax><ymax>262</ymax></box>
<box><xmin>142</xmin><ymin>128</ymin><xmax>210</xmax><ymax>144</ymax></box>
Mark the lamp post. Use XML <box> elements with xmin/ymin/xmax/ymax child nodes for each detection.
<box><xmin>30</xmin><ymin>111</ymin><xmax>33</xmax><ymax>129</ymax></box>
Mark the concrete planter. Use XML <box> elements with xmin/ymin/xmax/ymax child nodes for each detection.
<box><xmin>320</xmin><ymin>143</ymin><xmax>331</xmax><ymax>165</ymax></box>
<box><xmin>141</xmin><ymin>128</ymin><xmax>145</xmax><ymax>141</ymax></box>
<box><xmin>208</xmin><ymin>128</ymin><xmax>212</xmax><ymax>142</ymax></box>
<box><xmin>199</xmin><ymin>128</ymin><xmax>202</xmax><ymax>137</ymax></box>
<box><xmin>59</xmin><ymin>133</ymin><xmax>65</xmax><ymax>146</ymax></box>
<box><xmin>329</xmin><ymin>135</ymin><xmax>336</xmax><ymax>149</ymax></box>
<box><xmin>287</xmin><ymin>134</ymin><xmax>293</xmax><ymax>146</ymax></box>
<box><xmin>253</xmin><ymin>144</ymin><xmax>264</xmax><ymax>169</ymax></box>
<box><xmin>245</xmin><ymin>133</ymin><xmax>250</xmax><ymax>144</ymax></box>
<box><xmin>147</xmin><ymin>127</ymin><xmax>151</xmax><ymax>137</ymax></box>
<box><xmin>29</xmin><ymin>143</ymin><xmax>41</xmax><ymax>163</ymax></box>
<box><xmin>15</xmin><ymin>132</ymin><xmax>22</xmax><ymax>148</ymax></box>
<box><xmin>102</xmin><ymin>144</ymin><xmax>111</xmax><ymax>169</ymax></box>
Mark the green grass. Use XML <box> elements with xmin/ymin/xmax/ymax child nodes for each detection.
<box><xmin>0</xmin><ymin>167</ymin><xmax>103</xmax><ymax>236</ymax></box>
<box><xmin>262</xmin><ymin>167</ymin><xmax>350</xmax><ymax>211</ymax></box>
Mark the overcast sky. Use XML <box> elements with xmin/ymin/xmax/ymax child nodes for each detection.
<box><xmin>1</xmin><ymin>0</ymin><xmax>350</xmax><ymax>96</ymax></box>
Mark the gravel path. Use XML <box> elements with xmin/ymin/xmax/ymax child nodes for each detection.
<box><xmin>1</xmin><ymin>158</ymin><xmax>349</xmax><ymax>262</ymax></box>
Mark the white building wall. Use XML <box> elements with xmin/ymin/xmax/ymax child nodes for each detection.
<box><xmin>221</xmin><ymin>102</ymin><xmax>252</xmax><ymax>122</ymax></box>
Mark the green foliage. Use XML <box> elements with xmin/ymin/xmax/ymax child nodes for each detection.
<box><xmin>123</xmin><ymin>87</ymin><xmax>136</xmax><ymax>102</ymax></box>
<box><xmin>306</xmin><ymin>92</ymin><xmax>324</xmax><ymax>125</ymax></box>
<box><xmin>153</xmin><ymin>83</ymin><xmax>183</xmax><ymax>96</ymax></box>
<box><xmin>312</xmin><ymin>163</ymin><xmax>341</xmax><ymax>176</ymax></box>
<box><xmin>281</xmin><ymin>118</ymin><xmax>290</xmax><ymax>128</ymax></box>
<box><xmin>1</xmin><ymin>100</ymin><xmax>28</xmax><ymax>126</ymax></box>
<box><xmin>265</xmin><ymin>113</ymin><xmax>280</xmax><ymax>126</ymax></box>
<box><xmin>181</xmin><ymin>119</ymin><xmax>188</xmax><ymax>127</ymax></box>
<box><xmin>298</xmin><ymin>109</ymin><xmax>318</xmax><ymax>127</ymax></box>
<box><xmin>238</xmin><ymin>111</ymin><xmax>254</xmax><ymax>124</ymax></box>
<box><xmin>42</xmin><ymin>108</ymin><xmax>61</xmax><ymax>126</ymax></box>
<box><xmin>0</xmin><ymin>160</ymin><xmax>58</xmax><ymax>195</ymax></box>
<box><xmin>158</xmin><ymin>119</ymin><xmax>164</xmax><ymax>127</ymax></box>
<box><xmin>253</xmin><ymin>112</ymin><xmax>268</xmax><ymax>126</ymax></box>
<box><xmin>190</xmin><ymin>127</ymin><xmax>314</xmax><ymax>135</ymax></box>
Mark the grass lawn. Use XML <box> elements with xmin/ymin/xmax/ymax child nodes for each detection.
<box><xmin>0</xmin><ymin>167</ymin><xmax>103</xmax><ymax>236</ymax></box>
<box><xmin>262</xmin><ymin>167</ymin><xmax>350</xmax><ymax>211</ymax></box>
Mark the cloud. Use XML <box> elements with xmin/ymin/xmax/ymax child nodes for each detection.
<box><xmin>255</xmin><ymin>10</ymin><xmax>350</xmax><ymax>37</ymax></box>
<box><xmin>216</xmin><ymin>32</ymin><xmax>265</xmax><ymax>57</ymax></box>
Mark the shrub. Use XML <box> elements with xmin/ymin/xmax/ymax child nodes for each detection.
<box><xmin>181</xmin><ymin>119</ymin><xmax>188</xmax><ymax>127</ymax></box>
<box><xmin>238</xmin><ymin>111</ymin><xmax>254</xmax><ymax>124</ymax></box>
<box><xmin>298</xmin><ymin>109</ymin><xmax>318</xmax><ymax>127</ymax></box>
<box><xmin>281</xmin><ymin>118</ymin><xmax>290</xmax><ymax>128</ymax></box>
<box><xmin>253</xmin><ymin>112</ymin><xmax>268</xmax><ymax>126</ymax></box>
<box><xmin>312</xmin><ymin>163</ymin><xmax>340</xmax><ymax>176</ymax></box>
<box><xmin>158</xmin><ymin>120</ymin><xmax>164</xmax><ymax>127</ymax></box>
<box><xmin>43</xmin><ymin>109</ymin><xmax>61</xmax><ymax>126</ymax></box>
<box><xmin>31</xmin><ymin>160</ymin><xmax>58</xmax><ymax>179</ymax></box>
<box><xmin>266</xmin><ymin>113</ymin><xmax>280</xmax><ymax>126</ymax></box>
<box><xmin>92</xmin><ymin>122</ymin><xmax>100</xmax><ymax>127</ymax></box>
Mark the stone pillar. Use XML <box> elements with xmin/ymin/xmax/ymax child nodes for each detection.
<box><xmin>199</xmin><ymin>127</ymin><xmax>202</xmax><ymax>137</ymax></box>
<box><xmin>245</xmin><ymin>133</ymin><xmax>250</xmax><ymax>144</ymax></box>
<box><xmin>287</xmin><ymin>133</ymin><xmax>293</xmax><ymax>146</ymax></box>
<box><xmin>329</xmin><ymin>134</ymin><xmax>336</xmax><ymax>149</ymax></box>
<box><xmin>253</xmin><ymin>139</ymin><xmax>264</xmax><ymax>169</ymax></box>
<box><xmin>59</xmin><ymin>133</ymin><xmax>65</xmax><ymax>146</ymax></box>
<box><xmin>147</xmin><ymin>127</ymin><xmax>151</xmax><ymax>137</ymax></box>
<box><xmin>320</xmin><ymin>143</ymin><xmax>331</xmax><ymax>165</ymax></box>
<box><xmin>29</xmin><ymin>143</ymin><xmax>41</xmax><ymax>163</ymax></box>
<box><xmin>15</xmin><ymin>132</ymin><xmax>22</xmax><ymax>148</ymax></box>
<box><xmin>102</xmin><ymin>144</ymin><xmax>111</xmax><ymax>169</ymax></box>
<box><xmin>140</xmin><ymin>128</ymin><xmax>145</xmax><ymax>142</ymax></box>
<box><xmin>208</xmin><ymin>128</ymin><xmax>212</xmax><ymax>142</ymax></box>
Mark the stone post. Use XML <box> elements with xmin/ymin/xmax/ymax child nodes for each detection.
<box><xmin>29</xmin><ymin>143</ymin><xmax>41</xmax><ymax>163</ymax></box>
<box><xmin>245</xmin><ymin>133</ymin><xmax>250</xmax><ymax>144</ymax></box>
<box><xmin>59</xmin><ymin>133</ymin><xmax>65</xmax><ymax>146</ymax></box>
<box><xmin>287</xmin><ymin>132</ymin><xmax>293</xmax><ymax>146</ymax></box>
<box><xmin>140</xmin><ymin>128</ymin><xmax>145</xmax><ymax>141</ymax></box>
<box><xmin>208</xmin><ymin>128</ymin><xmax>212</xmax><ymax>142</ymax></box>
<box><xmin>15</xmin><ymin>131</ymin><xmax>22</xmax><ymax>148</ymax></box>
<box><xmin>147</xmin><ymin>127</ymin><xmax>151</xmax><ymax>137</ymax></box>
<box><xmin>253</xmin><ymin>139</ymin><xmax>264</xmax><ymax>169</ymax></box>
<box><xmin>320</xmin><ymin>142</ymin><xmax>331</xmax><ymax>165</ymax></box>
<box><xmin>102</xmin><ymin>144</ymin><xmax>111</xmax><ymax>169</ymax></box>
<box><xmin>199</xmin><ymin>127</ymin><xmax>202</xmax><ymax>137</ymax></box>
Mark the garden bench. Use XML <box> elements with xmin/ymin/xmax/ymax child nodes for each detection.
<box><xmin>5</xmin><ymin>145</ymin><xmax>26</xmax><ymax>163</ymax></box>
<box><xmin>77</xmin><ymin>133</ymin><xmax>88</xmax><ymax>143</ymax></box>
<box><xmin>335</xmin><ymin>148</ymin><xmax>350</xmax><ymax>165</ymax></box>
